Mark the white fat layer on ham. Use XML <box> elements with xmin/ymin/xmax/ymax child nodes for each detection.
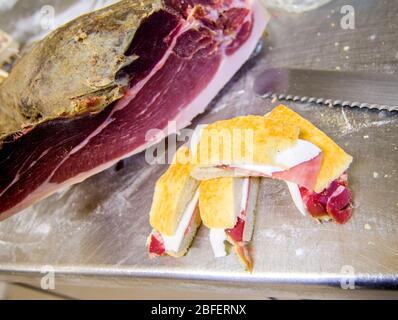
<box><xmin>1</xmin><ymin>1</ymin><xmax>269</xmax><ymax>220</ymax></box>
<box><xmin>209</xmin><ymin>177</ymin><xmax>250</xmax><ymax>258</ymax></box>
<box><xmin>286</xmin><ymin>182</ymin><xmax>308</xmax><ymax>216</ymax></box>
<box><xmin>161</xmin><ymin>190</ymin><xmax>199</xmax><ymax>253</ymax></box>
<box><xmin>209</xmin><ymin>229</ymin><xmax>228</xmax><ymax>257</ymax></box>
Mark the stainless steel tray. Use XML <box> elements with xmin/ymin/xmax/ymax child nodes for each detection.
<box><xmin>0</xmin><ymin>0</ymin><xmax>397</xmax><ymax>298</ymax></box>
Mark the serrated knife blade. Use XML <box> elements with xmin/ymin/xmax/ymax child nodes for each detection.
<box><xmin>254</xmin><ymin>68</ymin><xmax>398</xmax><ymax>112</ymax></box>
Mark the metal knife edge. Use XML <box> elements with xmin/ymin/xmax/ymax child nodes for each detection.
<box><xmin>261</xmin><ymin>92</ymin><xmax>398</xmax><ymax>113</ymax></box>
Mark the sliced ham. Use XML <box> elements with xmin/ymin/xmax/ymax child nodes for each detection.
<box><xmin>272</xmin><ymin>153</ymin><xmax>324</xmax><ymax>191</ymax></box>
<box><xmin>299</xmin><ymin>173</ymin><xmax>353</xmax><ymax>224</ymax></box>
<box><xmin>0</xmin><ymin>0</ymin><xmax>268</xmax><ymax>220</ymax></box>
<box><xmin>148</xmin><ymin>231</ymin><xmax>166</xmax><ymax>257</ymax></box>
<box><xmin>226</xmin><ymin>217</ymin><xmax>245</xmax><ymax>243</ymax></box>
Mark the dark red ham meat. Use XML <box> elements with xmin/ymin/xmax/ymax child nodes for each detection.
<box><xmin>148</xmin><ymin>232</ymin><xmax>166</xmax><ymax>257</ymax></box>
<box><xmin>226</xmin><ymin>217</ymin><xmax>245</xmax><ymax>242</ymax></box>
<box><xmin>300</xmin><ymin>173</ymin><xmax>353</xmax><ymax>224</ymax></box>
<box><xmin>272</xmin><ymin>153</ymin><xmax>323</xmax><ymax>190</ymax></box>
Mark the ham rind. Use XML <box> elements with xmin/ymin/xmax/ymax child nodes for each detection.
<box><xmin>0</xmin><ymin>0</ymin><xmax>268</xmax><ymax>220</ymax></box>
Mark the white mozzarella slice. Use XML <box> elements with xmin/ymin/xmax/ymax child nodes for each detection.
<box><xmin>162</xmin><ymin>190</ymin><xmax>199</xmax><ymax>253</ymax></box>
<box><xmin>286</xmin><ymin>182</ymin><xmax>308</xmax><ymax>216</ymax></box>
<box><xmin>209</xmin><ymin>228</ymin><xmax>228</xmax><ymax>258</ymax></box>
<box><xmin>275</xmin><ymin>140</ymin><xmax>321</xmax><ymax>168</ymax></box>
<box><xmin>240</xmin><ymin>177</ymin><xmax>250</xmax><ymax>212</ymax></box>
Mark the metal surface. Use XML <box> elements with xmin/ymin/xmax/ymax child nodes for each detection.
<box><xmin>254</xmin><ymin>68</ymin><xmax>398</xmax><ymax>112</ymax></box>
<box><xmin>0</xmin><ymin>0</ymin><xmax>397</xmax><ymax>297</ymax></box>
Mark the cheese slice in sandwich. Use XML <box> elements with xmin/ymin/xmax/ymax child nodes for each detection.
<box><xmin>199</xmin><ymin>177</ymin><xmax>260</xmax><ymax>271</ymax></box>
<box><xmin>147</xmin><ymin>146</ymin><xmax>201</xmax><ymax>257</ymax></box>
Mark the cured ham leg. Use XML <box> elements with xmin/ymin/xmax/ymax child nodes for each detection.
<box><xmin>0</xmin><ymin>0</ymin><xmax>268</xmax><ymax>220</ymax></box>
